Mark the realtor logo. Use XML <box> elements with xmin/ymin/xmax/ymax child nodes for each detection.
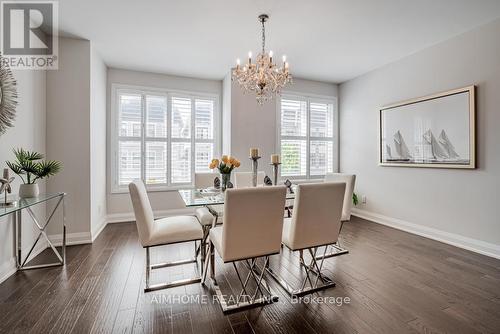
<box><xmin>1</xmin><ymin>1</ymin><xmax>58</xmax><ymax>69</ymax></box>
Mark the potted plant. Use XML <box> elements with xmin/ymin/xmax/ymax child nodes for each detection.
<box><xmin>209</xmin><ymin>155</ymin><xmax>240</xmax><ymax>191</ymax></box>
<box><xmin>6</xmin><ymin>148</ymin><xmax>62</xmax><ymax>198</ymax></box>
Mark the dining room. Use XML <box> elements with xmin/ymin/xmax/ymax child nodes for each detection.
<box><xmin>1</xmin><ymin>1</ymin><xmax>500</xmax><ymax>333</ymax></box>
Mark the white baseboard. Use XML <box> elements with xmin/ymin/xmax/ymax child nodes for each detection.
<box><xmin>352</xmin><ymin>208</ymin><xmax>500</xmax><ymax>260</ymax></box>
<box><xmin>0</xmin><ymin>239</ymin><xmax>49</xmax><ymax>284</ymax></box>
<box><xmin>91</xmin><ymin>217</ymin><xmax>107</xmax><ymax>242</ymax></box>
<box><xmin>48</xmin><ymin>231</ymin><xmax>93</xmax><ymax>246</ymax></box>
<box><xmin>106</xmin><ymin>208</ymin><xmax>195</xmax><ymax>224</ymax></box>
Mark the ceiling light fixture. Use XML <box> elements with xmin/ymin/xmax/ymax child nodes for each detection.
<box><xmin>232</xmin><ymin>14</ymin><xmax>292</xmax><ymax>105</ymax></box>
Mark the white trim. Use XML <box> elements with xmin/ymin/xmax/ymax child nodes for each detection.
<box><xmin>0</xmin><ymin>239</ymin><xmax>49</xmax><ymax>284</ymax></box>
<box><xmin>277</xmin><ymin>93</ymin><xmax>338</xmax><ymax>180</ymax></box>
<box><xmin>352</xmin><ymin>208</ymin><xmax>500</xmax><ymax>260</ymax></box>
<box><xmin>91</xmin><ymin>217</ymin><xmax>107</xmax><ymax>241</ymax></box>
<box><xmin>48</xmin><ymin>232</ymin><xmax>93</xmax><ymax>246</ymax></box>
<box><xmin>110</xmin><ymin>83</ymin><xmax>221</xmax><ymax>193</ymax></box>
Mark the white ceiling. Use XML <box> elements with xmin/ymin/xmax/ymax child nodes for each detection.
<box><xmin>58</xmin><ymin>0</ymin><xmax>500</xmax><ymax>83</ymax></box>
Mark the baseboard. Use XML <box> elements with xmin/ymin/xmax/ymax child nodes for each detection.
<box><xmin>106</xmin><ymin>208</ymin><xmax>195</xmax><ymax>224</ymax></box>
<box><xmin>352</xmin><ymin>208</ymin><xmax>500</xmax><ymax>260</ymax></box>
<box><xmin>0</xmin><ymin>239</ymin><xmax>49</xmax><ymax>284</ymax></box>
<box><xmin>91</xmin><ymin>217</ymin><xmax>107</xmax><ymax>242</ymax></box>
<box><xmin>48</xmin><ymin>231</ymin><xmax>93</xmax><ymax>246</ymax></box>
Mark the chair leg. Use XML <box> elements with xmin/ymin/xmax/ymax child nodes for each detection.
<box><xmin>202</xmin><ymin>244</ymin><xmax>211</xmax><ymax>284</ymax></box>
<box><xmin>315</xmin><ymin>221</ymin><xmax>349</xmax><ymax>260</ymax></box>
<box><xmin>144</xmin><ymin>241</ymin><xmax>201</xmax><ymax>292</ymax></box>
<box><xmin>209</xmin><ymin>241</ymin><xmax>215</xmax><ymax>279</ymax></box>
<box><xmin>145</xmin><ymin>247</ymin><xmax>151</xmax><ymax>289</ymax></box>
<box><xmin>210</xmin><ymin>255</ymin><xmax>278</xmax><ymax>313</ymax></box>
<box><xmin>266</xmin><ymin>247</ymin><xmax>335</xmax><ymax>296</ymax></box>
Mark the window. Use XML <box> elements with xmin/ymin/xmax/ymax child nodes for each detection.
<box><xmin>278</xmin><ymin>95</ymin><xmax>337</xmax><ymax>179</ymax></box>
<box><xmin>112</xmin><ymin>85</ymin><xmax>219</xmax><ymax>191</ymax></box>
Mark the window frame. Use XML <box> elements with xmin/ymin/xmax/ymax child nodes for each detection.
<box><xmin>277</xmin><ymin>92</ymin><xmax>339</xmax><ymax>180</ymax></box>
<box><xmin>111</xmin><ymin>83</ymin><xmax>221</xmax><ymax>193</ymax></box>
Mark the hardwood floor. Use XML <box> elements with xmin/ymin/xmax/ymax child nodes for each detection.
<box><xmin>1</xmin><ymin>216</ymin><xmax>500</xmax><ymax>334</ymax></box>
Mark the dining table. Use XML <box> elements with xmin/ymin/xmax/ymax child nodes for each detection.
<box><xmin>178</xmin><ymin>186</ymin><xmax>296</xmax><ymax>208</ymax></box>
<box><xmin>178</xmin><ymin>186</ymin><xmax>296</xmax><ymax>263</ymax></box>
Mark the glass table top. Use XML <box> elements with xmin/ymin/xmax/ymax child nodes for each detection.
<box><xmin>0</xmin><ymin>192</ymin><xmax>65</xmax><ymax>218</ymax></box>
<box><xmin>179</xmin><ymin>187</ymin><xmax>295</xmax><ymax>207</ymax></box>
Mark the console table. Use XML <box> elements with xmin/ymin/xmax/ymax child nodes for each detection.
<box><xmin>0</xmin><ymin>192</ymin><xmax>66</xmax><ymax>270</ymax></box>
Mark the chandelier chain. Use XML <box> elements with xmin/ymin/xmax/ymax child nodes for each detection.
<box><xmin>261</xmin><ymin>19</ymin><xmax>266</xmax><ymax>53</ymax></box>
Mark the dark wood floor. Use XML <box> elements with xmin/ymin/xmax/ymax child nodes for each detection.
<box><xmin>1</xmin><ymin>217</ymin><xmax>500</xmax><ymax>334</ymax></box>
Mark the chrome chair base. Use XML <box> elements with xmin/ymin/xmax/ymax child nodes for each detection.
<box><xmin>315</xmin><ymin>221</ymin><xmax>350</xmax><ymax>260</ymax></box>
<box><xmin>267</xmin><ymin>246</ymin><xmax>336</xmax><ymax>297</ymax></box>
<box><xmin>144</xmin><ymin>241</ymin><xmax>201</xmax><ymax>292</ymax></box>
<box><xmin>195</xmin><ymin>205</ymin><xmax>221</xmax><ymax>262</ymax></box>
<box><xmin>202</xmin><ymin>242</ymin><xmax>279</xmax><ymax>313</ymax></box>
<box><xmin>315</xmin><ymin>243</ymin><xmax>349</xmax><ymax>260</ymax></box>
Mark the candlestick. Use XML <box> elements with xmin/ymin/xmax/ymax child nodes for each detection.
<box><xmin>3</xmin><ymin>168</ymin><xmax>9</xmax><ymax>179</ymax></box>
<box><xmin>250</xmin><ymin>148</ymin><xmax>259</xmax><ymax>158</ymax></box>
<box><xmin>270</xmin><ymin>162</ymin><xmax>281</xmax><ymax>186</ymax></box>
<box><xmin>249</xmin><ymin>156</ymin><xmax>261</xmax><ymax>187</ymax></box>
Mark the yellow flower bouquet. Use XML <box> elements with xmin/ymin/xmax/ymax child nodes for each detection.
<box><xmin>209</xmin><ymin>155</ymin><xmax>240</xmax><ymax>190</ymax></box>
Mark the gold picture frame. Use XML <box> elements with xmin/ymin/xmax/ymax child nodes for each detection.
<box><xmin>379</xmin><ymin>85</ymin><xmax>475</xmax><ymax>169</ymax></box>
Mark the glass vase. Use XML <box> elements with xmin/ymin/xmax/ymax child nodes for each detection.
<box><xmin>221</xmin><ymin>173</ymin><xmax>231</xmax><ymax>191</ymax></box>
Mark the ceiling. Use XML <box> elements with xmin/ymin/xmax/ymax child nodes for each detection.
<box><xmin>57</xmin><ymin>0</ymin><xmax>500</xmax><ymax>83</ymax></box>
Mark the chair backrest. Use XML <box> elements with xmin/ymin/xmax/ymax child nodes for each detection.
<box><xmin>195</xmin><ymin>172</ymin><xmax>218</xmax><ymax>188</ymax></box>
<box><xmin>221</xmin><ymin>186</ymin><xmax>287</xmax><ymax>262</ymax></box>
<box><xmin>128</xmin><ymin>180</ymin><xmax>155</xmax><ymax>246</ymax></box>
<box><xmin>324</xmin><ymin>173</ymin><xmax>356</xmax><ymax>221</ymax></box>
<box><xmin>286</xmin><ymin>182</ymin><xmax>345</xmax><ymax>250</ymax></box>
<box><xmin>234</xmin><ymin>171</ymin><xmax>265</xmax><ymax>188</ymax></box>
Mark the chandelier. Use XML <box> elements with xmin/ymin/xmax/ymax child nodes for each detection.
<box><xmin>232</xmin><ymin>14</ymin><xmax>292</xmax><ymax>105</ymax></box>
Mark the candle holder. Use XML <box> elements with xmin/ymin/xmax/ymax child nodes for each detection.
<box><xmin>270</xmin><ymin>162</ymin><xmax>281</xmax><ymax>185</ymax></box>
<box><xmin>249</xmin><ymin>156</ymin><xmax>261</xmax><ymax>187</ymax></box>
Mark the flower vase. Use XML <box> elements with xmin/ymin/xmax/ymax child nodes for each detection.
<box><xmin>221</xmin><ymin>173</ymin><xmax>231</xmax><ymax>191</ymax></box>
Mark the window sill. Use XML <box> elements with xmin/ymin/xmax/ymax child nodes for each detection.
<box><xmin>111</xmin><ymin>184</ymin><xmax>195</xmax><ymax>194</ymax></box>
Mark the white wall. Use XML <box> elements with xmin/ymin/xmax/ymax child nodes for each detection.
<box><xmin>226</xmin><ymin>77</ymin><xmax>338</xmax><ymax>177</ymax></box>
<box><xmin>90</xmin><ymin>47</ymin><xmax>107</xmax><ymax>238</ymax></box>
<box><xmin>339</xmin><ymin>18</ymin><xmax>500</xmax><ymax>258</ymax></box>
<box><xmin>46</xmin><ymin>37</ymin><xmax>92</xmax><ymax>242</ymax></box>
<box><xmin>0</xmin><ymin>69</ymin><xmax>46</xmax><ymax>282</ymax></box>
<box><xmin>106</xmin><ymin>68</ymin><xmax>222</xmax><ymax>219</ymax></box>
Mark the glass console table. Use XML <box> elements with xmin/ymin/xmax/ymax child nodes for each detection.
<box><xmin>0</xmin><ymin>192</ymin><xmax>66</xmax><ymax>270</ymax></box>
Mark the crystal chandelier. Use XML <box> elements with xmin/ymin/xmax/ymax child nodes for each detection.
<box><xmin>232</xmin><ymin>14</ymin><xmax>292</xmax><ymax>105</ymax></box>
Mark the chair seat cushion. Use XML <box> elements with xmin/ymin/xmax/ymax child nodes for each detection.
<box><xmin>195</xmin><ymin>207</ymin><xmax>214</xmax><ymax>226</ymax></box>
<box><xmin>145</xmin><ymin>215</ymin><xmax>203</xmax><ymax>247</ymax></box>
<box><xmin>195</xmin><ymin>206</ymin><xmax>224</xmax><ymax>226</ymax></box>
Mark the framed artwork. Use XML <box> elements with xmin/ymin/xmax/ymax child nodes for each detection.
<box><xmin>379</xmin><ymin>85</ymin><xmax>475</xmax><ymax>168</ymax></box>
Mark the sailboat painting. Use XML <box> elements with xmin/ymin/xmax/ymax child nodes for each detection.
<box><xmin>380</xmin><ymin>86</ymin><xmax>475</xmax><ymax>168</ymax></box>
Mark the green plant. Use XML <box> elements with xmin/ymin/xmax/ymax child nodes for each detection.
<box><xmin>6</xmin><ymin>148</ymin><xmax>62</xmax><ymax>184</ymax></box>
<box><xmin>352</xmin><ymin>192</ymin><xmax>359</xmax><ymax>206</ymax></box>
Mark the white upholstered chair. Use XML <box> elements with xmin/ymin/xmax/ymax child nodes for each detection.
<box><xmin>203</xmin><ymin>186</ymin><xmax>287</xmax><ymax>312</ymax></box>
<box><xmin>129</xmin><ymin>180</ymin><xmax>203</xmax><ymax>292</ymax></box>
<box><xmin>234</xmin><ymin>171</ymin><xmax>265</xmax><ymax>188</ymax></box>
<box><xmin>266</xmin><ymin>182</ymin><xmax>345</xmax><ymax>296</ymax></box>
<box><xmin>320</xmin><ymin>173</ymin><xmax>356</xmax><ymax>258</ymax></box>
<box><xmin>324</xmin><ymin>173</ymin><xmax>356</xmax><ymax>221</ymax></box>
